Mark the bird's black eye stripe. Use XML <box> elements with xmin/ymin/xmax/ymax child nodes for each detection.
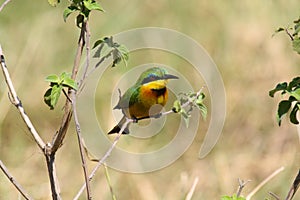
<box><xmin>151</xmin><ymin>87</ymin><xmax>166</xmax><ymax>96</ymax></box>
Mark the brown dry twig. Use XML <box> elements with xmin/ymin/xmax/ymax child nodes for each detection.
<box><xmin>0</xmin><ymin>0</ymin><xmax>12</xmax><ymax>12</ymax></box>
<box><xmin>0</xmin><ymin>160</ymin><xmax>33</xmax><ymax>200</ymax></box>
<box><xmin>246</xmin><ymin>166</ymin><xmax>285</xmax><ymax>200</ymax></box>
<box><xmin>285</xmin><ymin>169</ymin><xmax>300</xmax><ymax>200</ymax></box>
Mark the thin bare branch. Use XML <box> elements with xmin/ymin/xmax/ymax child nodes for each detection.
<box><xmin>285</xmin><ymin>169</ymin><xmax>300</xmax><ymax>200</ymax></box>
<box><xmin>269</xmin><ymin>191</ymin><xmax>281</xmax><ymax>200</ymax></box>
<box><xmin>51</xmin><ymin>20</ymin><xmax>86</xmax><ymax>153</ymax></box>
<box><xmin>0</xmin><ymin>0</ymin><xmax>12</xmax><ymax>12</ymax></box>
<box><xmin>0</xmin><ymin>45</ymin><xmax>45</xmax><ymax>150</ymax></box>
<box><xmin>185</xmin><ymin>177</ymin><xmax>199</xmax><ymax>200</ymax></box>
<box><xmin>45</xmin><ymin>154</ymin><xmax>61</xmax><ymax>200</ymax></box>
<box><xmin>246</xmin><ymin>166</ymin><xmax>285</xmax><ymax>200</ymax></box>
<box><xmin>237</xmin><ymin>178</ymin><xmax>251</xmax><ymax>197</ymax></box>
<box><xmin>72</xmin><ymin>91</ymin><xmax>92</xmax><ymax>200</ymax></box>
<box><xmin>104</xmin><ymin>164</ymin><xmax>117</xmax><ymax>200</ymax></box>
<box><xmin>73</xmin><ymin>118</ymin><xmax>131</xmax><ymax>200</ymax></box>
<box><xmin>0</xmin><ymin>160</ymin><xmax>33</xmax><ymax>200</ymax></box>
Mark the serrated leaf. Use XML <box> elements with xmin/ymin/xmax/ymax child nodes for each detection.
<box><xmin>277</xmin><ymin>100</ymin><xmax>292</xmax><ymax>126</ymax></box>
<box><xmin>172</xmin><ymin>100</ymin><xmax>181</xmax><ymax>113</ymax></box>
<box><xmin>48</xmin><ymin>0</ymin><xmax>60</xmax><ymax>7</ymax></box>
<box><xmin>45</xmin><ymin>74</ymin><xmax>60</xmax><ymax>84</ymax></box>
<box><xmin>62</xmin><ymin>77</ymin><xmax>78</xmax><ymax>90</ymax></box>
<box><xmin>83</xmin><ymin>0</ymin><xmax>104</xmax><ymax>11</ymax></box>
<box><xmin>269</xmin><ymin>82</ymin><xmax>288</xmax><ymax>97</ymax></box>
<box><xmin>290</xmin><ymin>103</ymin><xmax>299</xmax><ymax>125</ymax></box>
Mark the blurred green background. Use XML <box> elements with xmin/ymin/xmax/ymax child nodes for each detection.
<box><xmin>0</xmin><ymin>0</ymin><xmax>300</xmax><ymax>199</ymax></box>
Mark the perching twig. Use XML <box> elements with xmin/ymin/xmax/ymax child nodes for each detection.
<box><xmin>185</xmin><ymin>177</ymin><xmax>199</xmax><ymax>200</ymax></box>
<box><xmin>75</xmin><ymin>87</ymin><xmax>205</xmax><ymax>199</ymax></box>
<box><xmin>0</xmin><ymin>160</ymin><xmax>33</xmax><ymax>200</ymax></box>
<box><xmin>246</xmin><ymin>166</ymin><xmax>285</xmax><ymax>200</ymax></box>
<box><xmin>0</xmin><ymin>0</ymin><xmax>12</xmax><ymax>12</ymax></box>
<box><xmin>0</xmin><ymin>45</ymin><xmax>45</xmax><ymax>151</ymax></box>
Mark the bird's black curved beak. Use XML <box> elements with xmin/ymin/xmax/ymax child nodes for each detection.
<box><xmin>163</xmin><ymin>74</ymin><xmax>179</xmax><ymax>80</ymax></box>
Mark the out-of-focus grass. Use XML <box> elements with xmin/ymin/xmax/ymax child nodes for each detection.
<box><xmin>0</xmin><ymin>0</ymin><xmax>300</xmax><ymax>199</ymax></box>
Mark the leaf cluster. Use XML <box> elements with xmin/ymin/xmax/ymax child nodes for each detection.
<box><xmin>269</xmin><ymin>77</ymin><xmax>300</xmax><ymax>126</ymax></box>
<box><xmin>44</xmin><ymin>72</ymin><xmax>78</xmax><ymax>110</ymax></box>
<box><xmin>274</xmin><ymin>16</ymin><xmax>300</xmax><ymax>54</ymax></box>
<box><xmin>172</xmin><ymin>91</ymin><xmax>207</xmax><ymax>127</ymax></box>
<box><xmin>62</xmin><ymin>0</ymin><xmax>104</xmax><ymax>27</ymax></box>
<box><xmin>93</xmin><ymin>36</ymin><xmax>129</xmax><ymax>67</ymax></box>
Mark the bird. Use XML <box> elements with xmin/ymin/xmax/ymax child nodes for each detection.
<box><xmin>108</xmin><ymin>67</ymin><xmax>179</xmax><ymax>134</ymax></box>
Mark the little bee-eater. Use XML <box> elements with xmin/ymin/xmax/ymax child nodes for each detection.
<box><xmin>108</xmin><ymin>67</ymin><xmax>179</xmax><ymax>134</ymax></box>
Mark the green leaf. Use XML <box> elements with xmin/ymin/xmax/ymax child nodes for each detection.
<box><xmin>277</xmin><ymin>100</ymin><xmax>292</xmax><ymax>126</ymax></box>
<box><xmin>113</xmin><ymin>44</ymin><xmax>129</xmax><ymax>67</ymax></box>
<box><xmin>43</xmin><ymin>85</ymin><xmax>62</xmax><ymax>110</ymax></box>
<box><xmin>63</xmin><ymin>6</ymin><xmax>78</xmax><ymax>22</ymax></box>
<box><xmin>197</xmin><ymin>103</ymin><xmax>207</xmax><ymax>120</ymax></box>
<box><xmin>221</xmin><ymin>196</ymin><xmax>232</xmax><ymax>200</ymax></box>
<box><xmin>44</xmin><ymin>88</ymin><xmax>54</xmax><ymax>110</ymax></box>
<box><xmin>48</xmin><ymin>0</ymin><xmax>60</xmax><ymax>7</ymax></box>
<box><xmin>83</xmin><ymin>0</ymin><xmax>104</xmax><ymax>12</ymax></box>
<box><xmin>287</xmin><ymin>76</ymin><xmax>300</xmax><ymax>91</ymax></box>
<box><xmin>62</xmin><ymin>76</ymin><xmax>78</xmax><ymax>90</ymax></box>
<box><xmin>290</xmin><ymin>103</ymin><xmax>299</xmax><ymax>125</ymax></box>
<box><xmin>294</xmin><ymin>17</ymin><xmax>300</xmax><ymax>35</ymax></box>
<box><xmin>289</xmin><ymin>88</ymin><xmax>300</xmax><ymax>100</ymax></box>
<box><xmin>292</xmin><ymin>37</ymin><xmax>300</xmax><ymax>54</ymax></box>
<box><xmin>172</xmin><ymin>100</ymin><xmax>181</xmax><ymax>113</ymax></box>
<box><xmin>51</xmin><ymin>84</ymin><xmax>63</xmax><ymax>109</ymax></box>
<box><xmin>93</xmin><ymin>39</ymin><xmax>104</xmax><ymax>49</ymax></box>
<box><xmin>180</xmin><ymin>109</ymin><xmax>190</xmax><ymax>128</ymax></box>
<box><xmin>45</xmin><ymin>74</ymin><xmax>60</xmax><ymax>84</ymax></box>
<box><xmin>269</xmin><ymin>82</ymin><xmax>288</xmax><ymax>97</ymax></box>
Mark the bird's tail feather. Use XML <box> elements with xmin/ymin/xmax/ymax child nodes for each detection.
<box><xmin>108</xmin><ymin>116</ymin><xmax>130</xmax><ymax>134</ymax></box>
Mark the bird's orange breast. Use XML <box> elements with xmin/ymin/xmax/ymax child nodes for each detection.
<box><xmin>128</xmin><ymin>81</ymin><xmax>168</xmax><ymax>119</ymax></box>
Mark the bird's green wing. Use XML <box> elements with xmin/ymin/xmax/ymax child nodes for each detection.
<box><xmin>114</xmin><ymin>86</ymin><xmax>140</xmax><ymax>109</ymax></box>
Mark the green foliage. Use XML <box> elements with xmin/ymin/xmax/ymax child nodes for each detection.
<box><xmin>48</xmin><ymin>0</ymin><xmax>60</xmax><ymax>7</ymax></box>
<box><xmin>274</xmin><ymin>16</ymin><xmax>300</xmax><ymax>54</ymax></box>
<box><xmin>93</xmin><ymin>36</ymin><xmax>129</xmax><ymax>67</ymax></box>
<box><xmin>62</xmin><ymin>0</ymin><xmax>104</xmax><ymax>26</ymax></box>
<box><xmin>44</xmin><ymin>72</ymin><xmax>78</xmax><ymax>109</ymax></box>
<box><xmin>221</xmin><ymin>194</ymin><xmax>246</xmax><ymax>200</ymax></box>
<box><xmin>172</xmin><ymin>91</ymin><xmax>207</xmax><ymax>127</ymax></box>
<box><xmin>269</xmin><ymin>77</ymin><xmax>300</xmax><ymax>126</ymax></box>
